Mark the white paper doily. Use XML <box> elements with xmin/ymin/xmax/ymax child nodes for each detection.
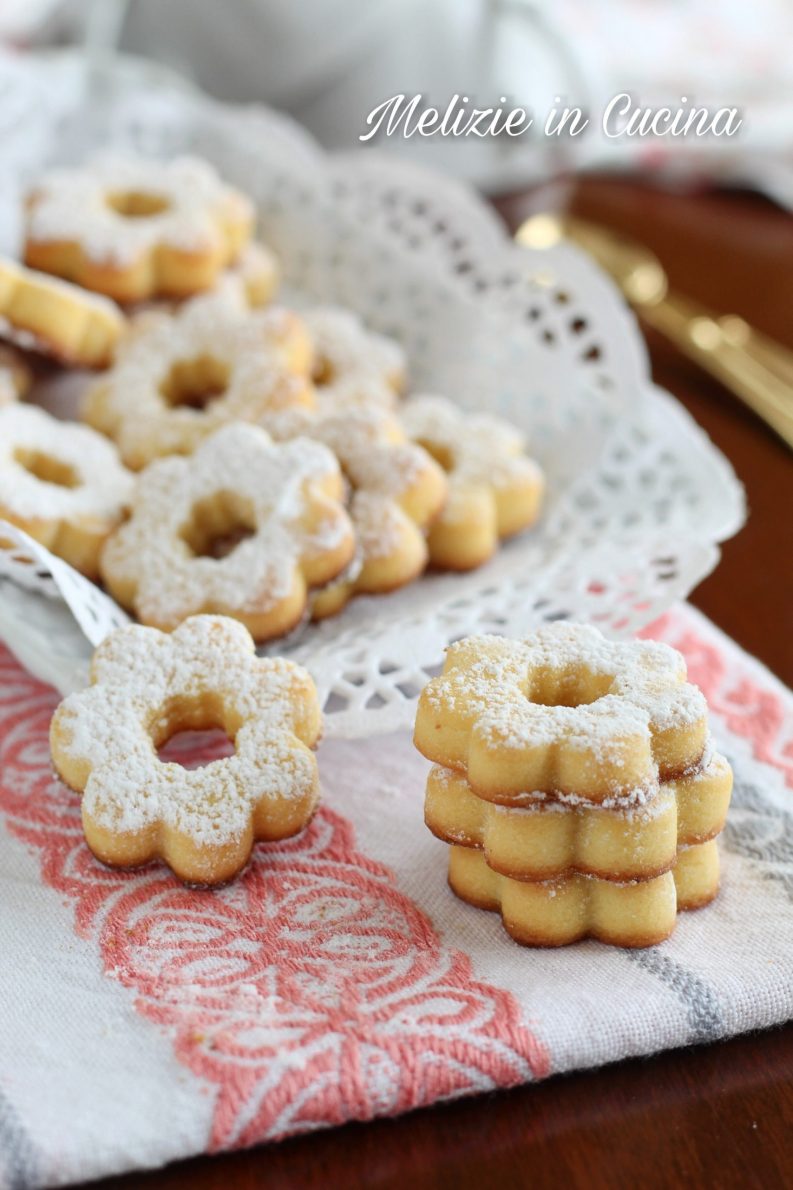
<box><xmin>0</xmin><ymin>51</ymin><xmax>745</xmax><ymax>736</ymax></box>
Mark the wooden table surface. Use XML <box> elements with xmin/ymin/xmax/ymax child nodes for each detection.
<box><xmin>94</xmin><ymin>177</ymin><xmax>793</xmax><ymax>1190</ymax></box>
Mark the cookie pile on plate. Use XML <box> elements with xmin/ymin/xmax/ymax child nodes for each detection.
<box><xmin>9</xmin><ymin>155</ymin><xmax>731</xmax><ymax>944</ymax></box>
<box><xmin>0</xmin><ymin>153</ymin><xmax>545</xmax><ymax>641</ymax></box>
<box><xmin>414</xmin><ymin>623</ymin><xmax>733</xmax><ymax>948</ymax></box>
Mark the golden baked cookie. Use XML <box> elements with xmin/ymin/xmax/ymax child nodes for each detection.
<box><xmin>447</xmin><ymin>839</ymin><xmax>720</xmax><ymax>948</ymax></box>
<box><xmin>0</xmin><ymin>404</ymin><xmax>133</xmax><ymax>578</ymax></box>
<box><xmin>83</xmin><ymin>286</ymin><xmax>313</xmax><ymax>469</ymax></box>
<box><xmin>121</xmin><ymin>274</ymin><xmax>309</xmax><ymax>370</ymax></box>
<box><xmin>122</xmin><ymin>241</ymin><xmax>282</xmax><ymax>332</ymax></box>
<box><xmin>425</xmin><ymin>749</ymin><xmax>732</xmax><ymax>881</ymax></box>
<box><xmin>414</xmin><ymin>624</ymin><xmax>709</xmax><ymax>802</ymax></box>
<box><xmin>0</xmin><ymin>256</ymin><xmax>123</xmax><ymax>368</ymax></box>
<box><xmin>267</xmin><ymin>406</ymin><xmax>447</xmax><ymax>618</ymax></box>
<box><xmin>0</xmin><ymin>343</ymin><xmax>32</xmax><ymax>406</ymax></box>
<box><xmin>673</xmin><ymin>839</ymin><xmax>722</xmax><ymax>910</ymax></box>
<box><xmin>100</xmin><ymin>422</ymin><xmax>355</xmax><ymax>641</ymax></box>
<box><xmin>25</xmin><ymin>156</ymin><xmax>254</xmax><ymax>303</ymax></box>
<box><xmin>204</xmin><ymin>278</ymin><xmax>309</xmax><ymax>371</ymax></box>
<box><xmin>303</xmin><ymin>306</ymin><xmax>406</xmax><ymax>413</ymax></box>
<box><xmin>50</xmin><ymin>615</ymin><xmax>322</xmax><ymax>886</ymax></box>
<box><xmin>401</xmin><ymin>395</ymin><xmax>544</xmax><ymax>570</ymax></box>
<box><xmin>224</xmin><ymin>241</ymin><xmax>280</xmax><ymax>308</ymax></box>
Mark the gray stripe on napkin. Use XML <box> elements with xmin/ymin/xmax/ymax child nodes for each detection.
<box><xmin>721</xmin><ymin>756</ymin><xmax>793</xmax><ymax>899</ymax></box>
<box><xmin>0</xmin><ymin>1090</ymin><xmax>38</xmax><ymax>1190</ymax></box>
<box><xmin>620</xmin><ymin>754</ymin><xmax>793</xmax><ymax>1045</ymax></box>
<box><xmin>625</xmin><ymin>951</ymin><xmax>725</xmax><ymax>1043</ymax></box>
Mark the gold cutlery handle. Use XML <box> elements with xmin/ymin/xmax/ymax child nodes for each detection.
<box><xmin>718</xmin><ymin>315</ymin><xmax>793</xmax><ymax>390</ymax></box>
<box><xmin>641</xmin><ymin>294</ymin><xmax>793</xmax><ymax>450</ymax></box>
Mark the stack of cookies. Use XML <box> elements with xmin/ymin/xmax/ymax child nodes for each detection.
<box><xmin>414</xmin><ymin>623</ymin><xmax>732</xmax><ymax>947</ymax></box>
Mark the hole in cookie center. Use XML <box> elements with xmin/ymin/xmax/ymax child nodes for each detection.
<box><xmin>106</xmin><ymin>190</ymin><xmax>171</xmax><ymax>218</ymax></box>
<box><xmin>311</xmin><ymin>356</ymin><xmax>336</xmax><ymax>387</ymax></box>
<box><xmin>160</xmin><ymin>356</ymin><xmax>230</xmax><ymax>410</ymax></box>
<box><xmin>528</xmin><ymin>670</ymin><xmax>615</xmax><ymax>707</ymax></box>
<box><xmin>14</xmin><ymin>448</ymin><xmax>80</xmax><ymax>488</ymax></box>
<box><xmin>154</xmin><ymin>696</ymin><xmax>236</xmax><ymax>769</ymax></box>
<box><xmin>181</xmin><ymin>493</ymin><xmax>257</xmax><ymax>560</ymax></box>
<box><xmin>416</xmin><ymin>440</ymin><xmax>455</xmax><ymax>472</ymax></box>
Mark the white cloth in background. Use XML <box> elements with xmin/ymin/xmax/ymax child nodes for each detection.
<box><xmin>18</xmin><ymin>0</ymin><xmax>793</xmax><ymax>198</ymax></box>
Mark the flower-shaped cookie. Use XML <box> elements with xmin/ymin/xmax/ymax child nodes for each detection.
<box><xmin>448</xmin><ymin>839</ymin><xmax>719</xmax><ymax>948</ymax></box>
<box><xmin>25</xmin><ymin>155</ymin><xmax>254</xmax><ymax>303</ymax></box>
<box><xmin>0</xmin><ymin>343</ymin><xmax>32</xmax><ymax>407</ymax></box>
<box><xmin>266</xmin><ymin>406</ymin><xmax>447</xmax><ymax>618</ymax></box>
<box><xmin>123</xmin><ymin>241</ymin><xmax>282</xmax><ymax>328</ymax></box>
<box><xmin>0</xmin><ymin>404</ymin><xmax>134</xmax><ymax>578</ymax></box>
<box><xmin>303</xmin><ymin>306</ymin><xmax>406</xmax><ymax>414</ymax></box>
<box><xmin>100</xmin><ymin>423</ymin><xmax>355</xmax><ymax>640</ymax></box>
<box><xmin>414</xmin><ymin>624</ymin><xmax>709</xmax><ymax>802</ymax></box>
<box><xmin>50</xmin><ymin>616</ymin><xmax>322</xmax><ymax>885</ymax></box>
<box><xmin>0</xmin><ymin>256</ymin><xmax>123</xmax><ymax>368</ymax></box>
<box><xmin>425</xmin><ymin>750</ymin><xmax>732</xmax><ymax>881</ymax></box>
<box><xmin>83</xmin><ymin>286</ymin><xmax>314</xmax><ymax>469</ymax></box>
<box><xmin>217</xmin><ymin>241</ymin><xmax>280</xmax><ymax>309</ymax></box>
<box><xmin>401</xmin><ymin>395</ymin><xmax>544</xmax><ymax>570</ymax></box>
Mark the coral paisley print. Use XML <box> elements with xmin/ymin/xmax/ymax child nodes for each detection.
<box><xmin>641</xmin><ymin>613</ymin><xmax>793</xmax><ymax>788</ymax></box>
<box><xmin>0</xmin><ymin>646</ymin><xmax>549</xmax><ymax>1150</ymax></box>
<box><xmin>2</xmin><ymin>608</ymin><xmax>788</xmax><ymax>1153</ymax></box>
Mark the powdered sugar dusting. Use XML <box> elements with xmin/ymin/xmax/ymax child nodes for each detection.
<box><xmin>86</xmin><ymin>288</ymin><xmax>313</xmax><ymax>468</ymax></box>
<box><xmin>348</xmin><ymin>491</ymin><xmax>406</xmax><ymax>561</ymax></box>
<box><xmin>271</xmin><ymin>408</ymin><xmax>425</xmax><ymax>498</ymax></box>
<box><xmin>266</xmin><ymin>406</ymin><xmax>443</xmax><ymax>575</ymax></box>
<box><xmin>0</xmin><ymin>404</ymin><xmax>134</xmax><ymax>520</ymax></box>
<box><xmin>100</xmin><ymin>422</ymin><xmax>352</xmax><ymax>627</ymax></box>
<box><xmin>402</xmin><ymin>393</ymin><xmax>543</xmax><ymax>489</ymax></box>
<box><xmin>27</xmin><ymin>155</ymin><xmax>253</xmax><ymax>267</ymax></box>
<box><xmin>53</xmin><ymin>615</ymin><xmax>321</xmax><ymax>846</ymax></box>
<box><xmin>303</xmin><ymin>305</ymin><xmax>405</xmax><ymax>413</ymax></box>
<box><xmin>422</xmin><ymin>623</ymin><xmax>709</xmax><ymax>791</ymax></box>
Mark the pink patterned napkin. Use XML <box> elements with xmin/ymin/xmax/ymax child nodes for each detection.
<box><xmin>1</xmin><ymin>603</ymin><xmax>791</xmax><ymax>1188</ymax></box>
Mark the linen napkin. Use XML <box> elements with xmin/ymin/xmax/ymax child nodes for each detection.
<box><xmin>1</xmin><ymin>602</ymin><xmax>791</xmax><ymax>1188</ymax></box>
